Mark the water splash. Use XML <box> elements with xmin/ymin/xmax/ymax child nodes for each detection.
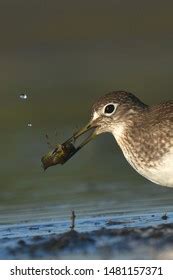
<box><xmin>19</xmin><ymin>93</ymin><xmax>28</xmax><ymax>100</ymax></box>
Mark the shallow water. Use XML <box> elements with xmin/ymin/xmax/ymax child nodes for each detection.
<box><xmin>1</xmin><ymin>210</ymin><xmax>173</xmax><ymax>259</ymax></box>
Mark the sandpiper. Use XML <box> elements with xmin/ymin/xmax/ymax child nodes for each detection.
<box><xmin>71</xmin><ymin>91</ymin><xmax>173</xmax><ymax>187</ymax></box>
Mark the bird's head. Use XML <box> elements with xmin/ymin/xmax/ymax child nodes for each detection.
<box><xmin>74</xmin><ymin>91</ymin><xmax>147</xmax><ymax>148</ymax></box>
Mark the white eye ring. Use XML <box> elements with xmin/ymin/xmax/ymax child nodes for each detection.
<box><xmin>103</xmin><ymin>103</ymin><xmax>118</xmax><ymax>116</ymax></box>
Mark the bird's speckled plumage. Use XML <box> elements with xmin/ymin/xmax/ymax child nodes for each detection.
<box><xmin>90</xmin><ymin>91</ymin><xmax>173</xmax><ymax>187</ymax></box>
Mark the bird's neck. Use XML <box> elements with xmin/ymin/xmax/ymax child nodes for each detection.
<box><xmin>112</xmin><ymin>107</ymin><xmax>150</xmax><ymax>170</ymax></box>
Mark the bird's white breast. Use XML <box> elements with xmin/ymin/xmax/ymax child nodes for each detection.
<box><xmin>141</xmin><ymin>149</ymin><xmax>173</xmax><ymax>187</ymax></box>
<box><xmin>113</xmin><ymin>128</ymin><xmax>173</xmax><ymax>187</ymax></box>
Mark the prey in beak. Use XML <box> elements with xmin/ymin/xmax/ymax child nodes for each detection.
<box><xmin>41</xmin><ymin>120</ymin><xmax>98</xmax><ymax>170</ymax></box>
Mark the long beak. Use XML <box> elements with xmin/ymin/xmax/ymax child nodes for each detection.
<box><xmin>72</xmin><ymin>121</ymin><xmax>97</xmax><ymax>150</ymax></box>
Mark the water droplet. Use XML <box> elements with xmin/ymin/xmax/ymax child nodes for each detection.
<box><xmin>27</xmin><ymin>123</ymin><xmax>32</xmax><ymax>127</ymax></box>
<box><xmin>19</xmin><ymin>93</ymin><xmax>28</xmax><ymax>100</ymax></box>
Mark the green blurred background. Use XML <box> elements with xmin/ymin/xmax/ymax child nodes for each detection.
<box><xmin>1</xmin><ymin>0</ymin><xmax>173</xmax><ymax>224</ymax></box>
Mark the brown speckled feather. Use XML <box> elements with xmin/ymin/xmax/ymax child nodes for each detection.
<box><xmin>90</xmin><ymin>91</ymin><xmax>173</xmax><ymax>186</ymax></box>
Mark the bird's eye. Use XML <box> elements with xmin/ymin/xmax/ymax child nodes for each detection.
<box><xmin>104</xmin><ymin>104</ymin><xmax>115</xmax><ymax>115</ymax></box>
